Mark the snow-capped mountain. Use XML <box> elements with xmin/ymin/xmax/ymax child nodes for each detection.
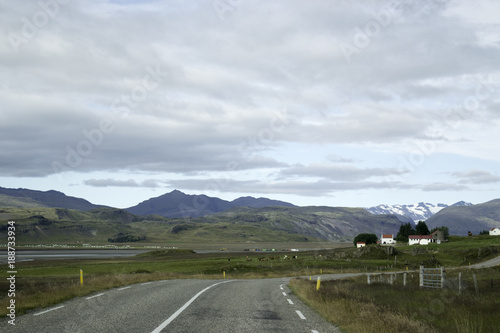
<box><xmin>365</xmin><ymin>201</ymin><xmax>473</xmax><ymax>223</ymax></box>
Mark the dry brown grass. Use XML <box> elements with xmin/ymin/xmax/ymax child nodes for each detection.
<box><xmin>290</xmin><ymin>278</ymin><xmax>437</xmax><ymax>333</ymax></box>
<box><xmin>289</xmin><ymin>270</ymin><xmax>500</xmax><ymax>333</ymax></box>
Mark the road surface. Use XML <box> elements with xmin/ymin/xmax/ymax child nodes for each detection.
<box><xmin>1</xmin><ymin>278</ymin><xmax>341</xmax><ymax>333</ymax></box>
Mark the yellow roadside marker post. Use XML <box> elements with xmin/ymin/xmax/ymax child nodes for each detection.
<box><xmin>316</xmin><ymin>277</ymin><xmax>321</xmax><ymax>291</ymax></box>
<box><xmin>80</xmin><ymin>269</ymin><xmax>83</xmax><ymax>286</ymax></box>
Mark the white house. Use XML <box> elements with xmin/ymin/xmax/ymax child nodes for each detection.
<box><xmin>408</xmin><ymin>235</ymin><xmax>433</xmax><ymax>245</ymax></box>
<box><xmin>490</xmin><ymin>227</ymin><xmax>500</xmax><ymax>236</ymax></box>
<box><xmin>380</xmin><ymin>234</ymin><xmax>396</xmax><ymax>245</ymax></box>
<box><xmin>356</xmin><ymin>242</ymin><xmax>366</xmax><ymax>248</ymax></box>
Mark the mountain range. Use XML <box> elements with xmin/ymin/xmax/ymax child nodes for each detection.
<box><xmin>1</xmin><ymin>186</ymin><xmax>499</xmax><ymax>240</ymax></box>
<box><xmin>126</xmin><ymin>190</ymin><xmax>295</xmax><ymax>218</ymax></box>
<box><xmin>365</xmin><ymin>201</ymin><xmax>473</xmax><ymax>222</ymax></box>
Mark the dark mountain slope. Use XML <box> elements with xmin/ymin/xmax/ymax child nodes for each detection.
<box><xmin>126</xmin><ymin>190</ymin><xmax>295</xmax><ymax>218</ymax></box>
<box><xmin>425</xmin><ymin>199</ymin><xmax>500</xmax><ymax>235</ymax></box>
<box><xmin>0</xmin><ymin>186</ymin><xmax>102</xmax><ymax>211</ymax></box>
<box><xmin>200</xmin><ymin>205</ymin><xmax>404</xmax><ymax>241</ymax></box>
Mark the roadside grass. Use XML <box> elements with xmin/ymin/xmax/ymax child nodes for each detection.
<box><xmin>1</xmin><ymin>236</ymin><xmax>499</xmax><ymax>319</ymax></box>
<box><xmin>289</xmin><ymin>266</ymin><xmax>500</xmax><ymax>333</ymax></box>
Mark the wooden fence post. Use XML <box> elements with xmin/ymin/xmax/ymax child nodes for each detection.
<box><xmin>419</xmin><ymin>266</ymin><xmax>424</xmax><ymax>288</ymax></box>
<box><xmin>404</xmin><ymin>272</ymin><xmax>407</xmax><ymax>286</ymax></box>
<box><xmin>440</xmin><ymin>266</ymin><xmax>445</xmax><ymax>289</ymax></box>
<box><xmin>458</xmin><ymin>272</ymin><xmax>462</xmax><ymax>294</ymax></box>
<box><xmin>473</xmin><ymin>274</ymin><xmax>479</xmax><ymax>295</ymax></box>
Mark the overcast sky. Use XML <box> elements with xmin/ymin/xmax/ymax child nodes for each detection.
<box><xmin>1</xmin><ymin>0</ymin><xmax>499</xmax><ymax>209</ymax></box>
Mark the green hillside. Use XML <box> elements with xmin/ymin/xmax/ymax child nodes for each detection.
<box><xmin>0</xmin><ymin>205</ymin><xmax>403</xmax><ymax>245</ymax></box>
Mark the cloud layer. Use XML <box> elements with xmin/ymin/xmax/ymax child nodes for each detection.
<box><xmin>1</xmin><ymin>0</ymin><xmax>499</xmax><ymax>206</ymax></box>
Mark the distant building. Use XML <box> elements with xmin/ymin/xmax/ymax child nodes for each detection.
<box><xmin>380</xmin><ymin>234</ymin><xmax>396</xmax><ymax>245</ymax></box>
<box><xmin>409</xmin><ymin>230</ymin><xmax>444</xmax><ymax>245</ymax></box>
<box><xmin>431</xmin><ymin>230</ymin><xmax>445</xmax><ymax>242</ymax></box>
<box><xmin>408</xmin><ymin>235</ymin><xmax>433</xmax><ymax>245</ymax></box>
<box><xmin>490</xmin><ymin>228</ymin><xmax>500</xmax><ymax>236</ymax></box>
<box><xmin>356</xmin><ymin>242</ymin><xmax>366</xmax><ymax>248</ymax></box>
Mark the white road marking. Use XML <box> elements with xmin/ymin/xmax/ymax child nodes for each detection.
<box><xmin>312</xmin><ymin>330</ymin><xmax>320</xmax><ymax>333</ymax></box>
<box><xmin>280</xmin><ymin>284</ymin><xmax>284</xmax><ymax>290</ymax></box>
<box><xmin>33</xmin><ymin>305</ymin><xmax>65</xmax><ymax>316</ymax></box>
<box><xmin>86</xmin><ymin>293</ymin><xmax>105</xmax><ymax>300</ymax></box>
<box><xmin>141</xmin><ymin>282</ymin><xmax>152</xmax><ymax>285</ymax></box>
<box><xmin>151</xmin><ymin>280</ymin><xmax>233</xmax><ymax>333</ymax></box>
<box><xmin>287</xmin><ymin>299</ymin><xmax>294</xmax><ymax>305</ymax></box>
<box><xmin>296</xmin><ymin>310</ymin><xmax>306</xmax><ymax>320</ymax></box>
<box><xmin>118</xmin><ymin>286</ymin><xmax>131</xmax><ymax>290</ymax></box>
<box><xmin>282</xmin><ymin>292</ymin><xmax>287</xmax><ymax>296</ymax></box>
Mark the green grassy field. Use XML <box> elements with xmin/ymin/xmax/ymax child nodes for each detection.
<box><xmin>1</xmin><ymin>236</ymin><xmax>499</xmax><ymax>323</ymax></box>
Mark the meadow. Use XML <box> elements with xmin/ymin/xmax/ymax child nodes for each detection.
<box><xmin>1</xmin><ymin>235</ymin><xmax>499</xmax><ymax>329</ymax></box>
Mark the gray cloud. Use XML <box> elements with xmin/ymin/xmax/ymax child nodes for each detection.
<box><xmin>453</xmin><ymin>170</ymin><xmax>500</xmax><ymax>184</ymax></box>
<box><xmin>167</xmin><ymin>177</ymin><xmax>411</xmax><ymax>196</ymax></box>
<box><xmin>1</xmin><ymin>0</ymin><xmax>499</xmax><ymax>205</ymax></box>
<box><xmin>84</xmin><ymin>178</ymin><xmax>162</xmax><ymax>188</ymax></box>
<box><xmin>279</xmin><ymin>163</ymin><xmax>408</xmax><ymax>181</ymax></box>
<box><xmin>421</xmin><ymin>183</ymin><xmax>470</xmax><ymax>192</ymax></box>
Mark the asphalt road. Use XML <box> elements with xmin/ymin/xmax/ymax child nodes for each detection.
<box><xmin>1</xmin><ymin>278</ymin><xmax>341</xmax><ymax>333</ymax></box>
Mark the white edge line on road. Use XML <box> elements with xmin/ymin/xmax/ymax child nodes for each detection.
<box><xmin>151</xmin><ymin>280</ymin><xmax>233</xmax><ymax>333</ymax></box>
<box><xmin>33</xmin><ymin>305</ymin><xmax>65</xmax><ymax>316</ymax></box>
<box><xmin>296</xmin><ymin>310</ymin><xmax>306</xmax><ymax>320</ymax></box>
<box><xmin>118</xmin><ymin>286</ymin><xmax>132</xmax><ymax>291</ymax></box>
<box><xmin>141</xmin><ymin>282</ymin><xmax>152</xmax><ymax>285</ymax></box>
<box><xmin>287</xmin><ymin>299</ymin><xmax>294</xmax><ymax>305</ymax></box>
<box><xmin>312</xmin><ymin>330</ymin><xmax>319</xmax><ymax>333</ymax></box>
<box><xmin>282</xmin><ymin>292</ymin><xmax>287</xmax><ymax>296</ymax></box>
<box><xmin>86</xmin><ymin>293</ymin><xmax>105</xmax><ymax>300</ymax></box>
